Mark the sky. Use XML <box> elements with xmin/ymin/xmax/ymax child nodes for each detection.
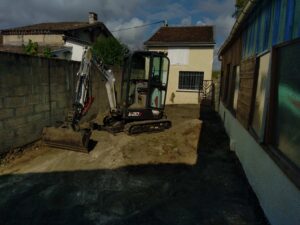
<box><xmin>0</xmin><ymin>0</ymin><xmax>236</xmax><ymax>69</ymax></box>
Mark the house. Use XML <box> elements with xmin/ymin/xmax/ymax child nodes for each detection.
<box><xmin>0</xmin><ymin>12</ymin><xmax>113</xmax><ymax>61</ymax></box>
<box><xmin>218</xmin><ymin>0</ymin><xmax>300</xmax><ymax>225</ymax></box>
<box><xmin>144</xmin><ymin>26</ymin><xmax>215</xmax><ymax>104</ymax></box>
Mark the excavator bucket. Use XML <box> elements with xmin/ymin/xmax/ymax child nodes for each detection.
<box><xmin>42</xmin><ymin>126</ymin><xmax>91</xmax><ymax>153</ymax></box>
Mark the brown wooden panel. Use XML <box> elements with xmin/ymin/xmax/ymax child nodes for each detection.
<box><xmin>220</xmin><ymin>37</ymin><xmax>242</xmax><ymax>103</ymax></box>
<box><xmin>240</xmin><ymin>79</ymin><xmax>254</xmax><ymax>89</ymax></box>
<box><xmin>236</xmin><ymin>57</ymin><xmax>256</xmax><ymax>128</ymax></box>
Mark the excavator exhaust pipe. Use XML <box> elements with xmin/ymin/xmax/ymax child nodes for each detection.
<box><xmin>42</xmin><ymin>126</ymin><xmax>91</xmax><ymax>153</ymax></box>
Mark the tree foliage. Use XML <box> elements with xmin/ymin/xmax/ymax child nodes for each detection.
<box><xmin>23</xmin><ymin>40</ymin><xmax>39</xmax><ymax>56</ymax></box>
<box><xmin>236</xmin><ymin>0</ymin><xmax>247</xmax><ymax>10</ymax></box>
<box><xmin>92</xmin><ymin>36</ymin><xmax>129</xmax><ymax>66</ymax></box>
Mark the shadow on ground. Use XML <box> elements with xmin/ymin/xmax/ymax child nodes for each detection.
<box><xmin>0</xmin><ymin>106</ymin><xmax>269</xmax><ymax>225</ymax></box>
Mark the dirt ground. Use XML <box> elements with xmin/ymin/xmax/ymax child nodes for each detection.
<box><xmin>0</xmin><ymin>104</ymin><xmax>269</xmax><ymax>225</ymax></box>
<box><xmin>0</xmin><ymin>105</ymin><xmax>201</xmax><ymax>174</ymax></box>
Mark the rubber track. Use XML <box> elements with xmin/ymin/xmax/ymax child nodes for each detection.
<box><xmin>124</xmin><ymin>119</ymin><xmax>172</xmax><ymax>135</ymax></box>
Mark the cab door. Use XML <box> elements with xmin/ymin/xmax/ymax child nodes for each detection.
<box><xmin>148</xmin><ymin>55</ymin><xmax>170</xmax><ymax>110</ymax></box>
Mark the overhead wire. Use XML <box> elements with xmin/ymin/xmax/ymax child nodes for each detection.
<box><xmin>110</xmin><ymin>20</ymin><xmax>166</xmax><ymax>33</ymax></box>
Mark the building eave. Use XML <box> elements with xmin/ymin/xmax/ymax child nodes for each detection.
<box><xmin>218</xmin><ymin>0</ymin><xmax>259</xmax><ymax>56</ymax></box>
<box><xmin>63</xmin><ymin>36</ymin><xmax>91</xmax><ymax>46</ymax></box>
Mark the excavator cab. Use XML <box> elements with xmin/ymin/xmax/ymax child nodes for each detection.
<box><xmin>121</xmin><ymin>51</ymin><xmax>170</xmax><ymax>122</ymax></box>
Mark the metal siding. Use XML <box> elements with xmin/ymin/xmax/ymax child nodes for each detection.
<box><xmin>284</xmin><ymin>0</ymin><xmax>295</xmax><ymax>40</ymax></box>
<box><xmin>268</xmin><ymin>0</ymin><xmax>276</xmax><ymax>48</ymax></box>
<box><xmin>272</xmin><ymin>0</ymin><xmax>281</xmax><ymax>45</ymax></box>
<box><xmin>242</xmin><ymin>0</ymin><xmax>300</xmax><ymax>59</ymax></box>
<box><xmin>250</xmin><ymin>23</ymin><xmax>256</xmax><ymax>56</ymax></box>
<box><xmin>242</xmin><ymin>32</ymin><xmax>247</xmax><ymax>58</ymax></box>
<box><xmin>278</xmin><ymin>0</ymin><xmax>287</xmax><ymax>42</ymax></box>
<box><xmin>245</xmin><ymin>27</ymin><xmax>250</xmax><ymax>57</ymax></box>
<box><xmin>256</xmin><ymin>13</ymin><xmax>262</xmax><ymax>53</ymax></box>
<box><xmin>293</xmin><ymin>0</ymin><xmax>300</xmax><ymax>38</ymax></box>
<box><xmin>248</xmin><ymin>26</ymin><xmax>252</xmax><ymax>56</ymax></box>
<box><xmin>263</xmin><ymin>4</ymin><xmax>272</xmax><ymax>51</ymax></box>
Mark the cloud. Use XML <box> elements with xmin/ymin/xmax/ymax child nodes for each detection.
<box><xmin>196</xmin><ymin>20</ymin><xmax>207</xmax><ymax>26</ymax></box>
<box><xmin>146</xmin><ymin>3</ymin><xmax>190</xmax><ymax>22</ymax></box>
<box><xmin>0</xmin><ymin>0</ymin><xmax>143</xmax><ymax>28</ymax></box>
<box><xmin>199</xmin><ymin>15</ymin><xmax>235</xmax><ymax>42</ymax></box>
<box><xmin>195</xmin><ymin>0</ymin><xmax>236</xmax><ymax>70</ymax></box>
<box><xmin>0</xmin><ymin>0</ymin><xmax>149</xmax><ymax>49</ymax></box>
<box><xmin>106</xmin><ymin>18</ymin><xmax>147</xmax><ymax>50</ymax></box>
<box><xmin>180</xmin><ymin>17</ymin><xmax>192</xmax><ymax>26</ymax></box>
<box><xmin>0</xmin><ymin>0</ymin><xmax>236</xmax><ymax>69</ymax></box>
<box><xmin>197</xmin><ymin>0</ymin><xmax>235</xmax><ymax>15</ymax></box>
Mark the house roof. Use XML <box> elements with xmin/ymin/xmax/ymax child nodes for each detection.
<box><xmin>1</xmin><ymin>21</ymin><xmax>111</xmax><ymax>35</ymax></box>
<box><xmin>144</xmin><ymin>26</ymin><xmax>215</xmax><ymax>47</ymax></box>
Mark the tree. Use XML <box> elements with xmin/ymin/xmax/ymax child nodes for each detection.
<box><xmin>23</xmin><ymin>39</ymin><xmax>39</xmax><ymax>56</ymax></box>
<box><xmin>92</xmin><ymin>36</ymin><xmax>129</xmax><ymax>66</ymax></box>
<box><xmin>236</xmin><ymin>0</ymin><xmax>247</xmax><ymax>11</ymax></box>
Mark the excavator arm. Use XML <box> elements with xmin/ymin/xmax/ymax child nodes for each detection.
<box><xmin>42</xmin><ymin>46</ymin><xmax>119</xmax><ymax>153</ymax></box>
<box><xmin>71</xmin><ymin>47</ymin><xmax>118</xmax><ymax>127</ymax></box>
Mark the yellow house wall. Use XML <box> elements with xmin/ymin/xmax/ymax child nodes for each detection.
<box><xmin>148</xmin><ymin>47</ymin><xmax>214</xmax><ymax>104</ymax></box>
<box><xmin>3</xmin><ymin>34</ymin><xmax>64</xmax><ymax>46</ymax></box>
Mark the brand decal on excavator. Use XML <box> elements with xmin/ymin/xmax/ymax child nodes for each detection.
<box><xmin>128</xmin><ymin>112</ymin><xmax>142</xmax><ymax>117</ymax></box>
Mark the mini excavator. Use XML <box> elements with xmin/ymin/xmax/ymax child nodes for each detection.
<box><xmin>42</xmin><ymin>47</ymin><xmax>171</xmax><ymax>152</ymax></box>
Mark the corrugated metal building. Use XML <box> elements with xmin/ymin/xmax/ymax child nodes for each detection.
<box><xmin>218</xmin><ymin>1</ymin><xmax>300</xmax><ymax>225</ymax></box>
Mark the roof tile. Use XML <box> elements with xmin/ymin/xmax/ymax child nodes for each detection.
<box><xmin>145</xmin><ymin>26</ymin><xmax>214</xmax><ymax>45</ymax></box>
<box><xmin>1</xmin><ymin>22</ymin><xmax>105</xmax><ymax>35</ymax></box>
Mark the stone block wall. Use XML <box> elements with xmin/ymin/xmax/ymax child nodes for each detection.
<box><xmin>0</xmin><ymin>52</ymin><xmax>121</xmax><ymax>154</ymax></box>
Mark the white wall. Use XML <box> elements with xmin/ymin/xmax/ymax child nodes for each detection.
<box><xmin>64</xmin><ymin>41</ymin><xmax>86</xmax><ymax>62</ymax></box>
<box><xmin>219</xmin><ymin>102</ymin><xmax>300</xmax><ymax>225</ymax></box>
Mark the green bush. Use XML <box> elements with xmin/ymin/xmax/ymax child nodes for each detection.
<box><xmin>43</xmin><ymin>47</ymin><xmax>52</xmax><ymax>58</ymax></box>
<box><xmin>23</xmin><ymin>40</ymin><xmax>39</xmax><ymax>56</ymax></box>
<box><xmin>92</xmin><ymin>36</ymin><xmax>129</xmax><ymax>66</ymax></box>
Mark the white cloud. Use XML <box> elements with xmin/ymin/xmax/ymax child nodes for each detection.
<box><xmin>201</xmin><ymin>15</ymin><xmax>235</xmax><ymax>40</ymax></box>
<box><xmin>196</xmin><ymin>20</ymin><xmax>207</xmax><ymax>26</ymax></box>
<box><xmin>180</xmin><ymin>17</ymin><xmax>192</xmax><ymax>26</ymax></box>
<box><xmin>106</xmin><ymin>18</ymin><xmax>147</xmax><ymax>50</ymax></box>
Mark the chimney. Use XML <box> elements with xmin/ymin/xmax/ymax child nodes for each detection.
<box><xmin>89</xmin><ymin>12</ymin><xmax>98</xmax><ymax>24</ymax></box>
<box><xmin>164</xmin><ymin>20</ymin><xmax>168</xmax><ymax>27</ymax></box>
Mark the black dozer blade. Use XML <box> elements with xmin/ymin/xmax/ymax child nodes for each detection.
<box><xmin>42</xmin><ymin>126</ymin><xmax>91</xmax><ymax>153</ymax></box>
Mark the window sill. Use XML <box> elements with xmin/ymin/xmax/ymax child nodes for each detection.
<box><xmin>176</xmin><ymin>89</ymin><xmax>200</xmax><ymax>93</ymax></box>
